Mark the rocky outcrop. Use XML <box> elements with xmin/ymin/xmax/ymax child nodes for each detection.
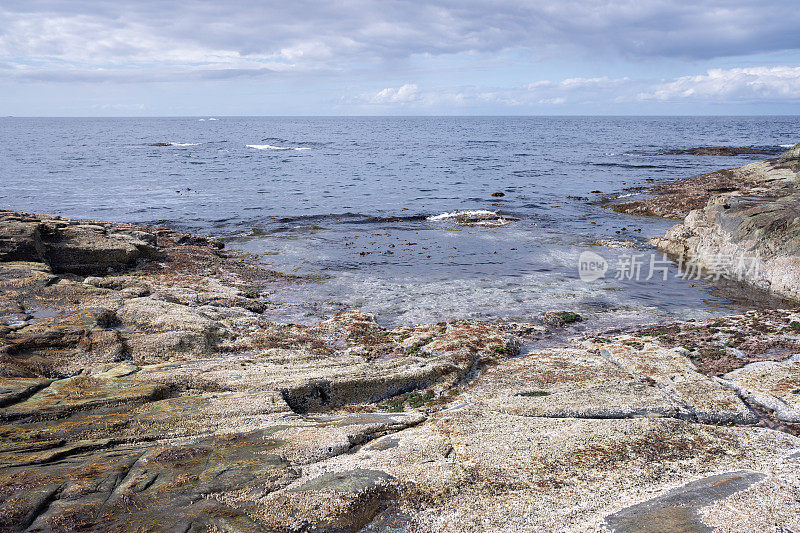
<box><xmin>0</xmin><ymin>211</ymin><xmax>164</xmax><ymax>274</ymax></box>
<box><xmin>611</xmin><ymin>151</ymin><xmax>800</xmax><ymax>219</ymax></box>
<box><xmin>611</xmin><ymin>144</ymin><xmax>800</xmax><ymax>302</ymax></box>
<box><xmin>652</xmin><ymin>146</ymin><xmax>800</xmax><ymax>301</ymax></box>
<box><xmin>1</xmin><ymin>211</ymin><xmax>800</xmax><ymax>531</ymax></box>
<box><xmin>662</xmin><ymin>146</ymin><xmax>779</xmax><ymax>156</ymax></box>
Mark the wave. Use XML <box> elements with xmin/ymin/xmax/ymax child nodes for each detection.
<box><xmin>780</xmin><ymin>144</ymin><xmax>795</xmax><ymax>148</ymax></box>
<box><xmin>259</xmin><ymin>136</ymin><xmax>330</xmax><ymax>148</ymax></box>
<box><xmin>593</xmin><ymin>162</ymin><xmax>668</xmax><ymax>169</ymax></box>
<box><xmin>427</xmin><ymin>210</ymin><xmax>511</xmax><ymax>227</ymax></box>
<box><xmin>247</xmin><ymin>144</ymin><xmax>311</xmax><ymax>151</ymax></box>
<box><xmin>427</xmin><ymin>210</ymin><xmax>497</xmax><ymax>221</ymax></box>
<box><xmin>276</xmin><ymin>212</ymin><xmax>428</xmax><ymax>224</ymax></box>
<box><xmin>148</xmin><ymin>142</ymin><xmax>200</xmax><ymax>147</ymax></box>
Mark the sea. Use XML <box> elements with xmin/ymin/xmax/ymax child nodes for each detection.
<box><xmin>1</xmin><ymin>116</ymin><xmax>798</xmax><ymax>328</ymax></box>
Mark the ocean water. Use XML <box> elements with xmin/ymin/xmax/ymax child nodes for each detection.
<box><xmin>1</xmin><ymin>116</ymin><xmax>798</xmax><ymax>327</ymax></box>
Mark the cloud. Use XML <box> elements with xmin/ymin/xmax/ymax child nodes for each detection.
<box><xmin>371</xmin><ymin>84</ymin><xmax>419</xmax><ymax>103</ymax></box>
<box><xmin>1</xmin><ymin>0</ymin><xmax>800</xmax><ymax>82</ymax></box>
<box><xmin>639</xmin><ymin>66</ymin><xmax>800</xmax><ymax>102</ymax></box>
<box><xmin>350</xmin><ymin>67</ymin><xmax>800</xmax><ymax>110</ymax></box>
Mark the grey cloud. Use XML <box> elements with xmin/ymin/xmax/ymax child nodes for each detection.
<box><xmin>2</xmin><ymin>0</ymin><xmax>800</xmax><ymax>78</ymax></box>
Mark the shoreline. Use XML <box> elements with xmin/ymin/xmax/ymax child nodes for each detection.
<box><xmin>612</xmin><ymin>143</ymin><xmax>800</xmax><ymax>302</ymax></box>
<box><xmin>1</xmin><ymin>147</ymin><xmax>800</xmax><ymax>531</ymax></box>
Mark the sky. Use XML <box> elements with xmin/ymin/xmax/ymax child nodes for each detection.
<box><xmin>1</xmin><ymin>0</ymin><xmax>800</xmax><ymax>116</ymax></box>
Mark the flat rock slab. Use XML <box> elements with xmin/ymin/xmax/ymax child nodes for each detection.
<box><xmin>722</xmin><ymin>355</ymin><xmax>800</xmax><ymax>423</ymax></box>
<box><xmin>291</xmin><ymin>468</ymin><xmax>394</xmax><ymax>493</ymax></box>
<box><xmin>0</xmin><ymin>373</ymin><xmax>168</xmax><ymax>421</ymax></box>
<box><xmin>467</xmin><ymin>342</ymin><xmax>756</xmax><ymax>425</ymax></box>
<box><xmin>0</xmin><ymin>377</ymin><xmax>52</xmax><ymax>408</ymax></box>
<box><xmin>605</xmin><ymin>471</ymin><xmax>766</xmax><ymax>532</ymax></box>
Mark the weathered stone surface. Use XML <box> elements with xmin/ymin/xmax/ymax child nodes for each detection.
<box><xmin>604</xmin><ymin>471</ymin><xmax>766</xmax><ymax>533</ymax></box>
<box><xmin>0</xmin><ymin>377</ymin><xmax>52</xmax><ymax>408</ymax></box>
<box><xmin>721</xmin><ymin>355</ymin><xmax>800</xmax><ymax>423</ymax></box>
<box><xmin>0</xmin><ymin>211</ymin><xmax>163</xmax><ymax>275</ymax></box>
<box><xmin>2</xmin><ymin>210</ymin><xmax>800</xmax><ymax>532</ymax></box>
<box><xmin>780</xmin><ymin>142</ymin><xmax>800</xmax><ymax>161</ymax></box>
<box><xmin>608</xmin><ymin>144</ymin><xmax>800</xmax><ymax>301</ymax></box>
<box><xmin>0</xmin><ymin>218</ymin><xmax>44</xmax><ymax>263</ymax></box>
<box><xmin>611</xmin><ymin>156</ymin><xmax>800</xmax><ymax>219</ymax></box>
<box><xmin>465</xmin><ymin>342</ymin><xmax>755</xmax><ymax>424</ymax></box>
<box><xmin>653</xmin><ymin>194</ymin><xmax>800</xmax><ymax>301</ymax></box>
<box><xmin>0</xmin><ymin>366</ymin><xmax>168</xmax><ymax>421</ymax></box>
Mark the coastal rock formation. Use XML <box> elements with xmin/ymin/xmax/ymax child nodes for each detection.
<box><xmin>0</xmin><ymin>211</ymin><xmax>164</xmax><ymax>274</ymax></box>
<box><xmin>661</xmin><ymin>146</ymin><xmax>778</xmax><ymax>156</ymax></box>
<box><xmin>611</xmin><ymin>148</ymin><xmax>800</xmax><ymax>219</ymax></box>
<box><xmin>612</xmin><ymin>143</ymin><xmax>800</xmax><ymax>302</ymax></box>
<box><xmin>1</xmin><ymin>210</ymin><xmax>799</xmax><ymax>531</ymax></box>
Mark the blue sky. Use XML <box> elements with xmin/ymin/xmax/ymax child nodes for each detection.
<box><xmin>1</xmin><ymin>0</ymin><xmax>800</xmax><ymax>116</ymax></box>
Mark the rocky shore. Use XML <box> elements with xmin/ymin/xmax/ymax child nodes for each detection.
<box><xmin>1</xmin><ymin>144</ymin><xmax>800</xmax><ymax>532</ymax></box>
<box><xmin>615</xmin><ymin>143</ymin><xmax>800</xmax><ymax>301</ymax></box>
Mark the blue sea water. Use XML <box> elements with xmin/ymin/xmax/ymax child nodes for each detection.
<box><xmin>1</xmin><ymin>116</ymin><xmax>798</xmax><ymax>326</ymax></box>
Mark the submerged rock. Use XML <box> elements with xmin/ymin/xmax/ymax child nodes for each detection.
<box><xmin>662</xmin><ymin>146</ymin><xmax>778</xmax><ymax>156</ymax></box>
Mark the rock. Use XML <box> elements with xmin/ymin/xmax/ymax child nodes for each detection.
<box><xmin>721</xmin><ymin>355</ymin><xmax>800</xmax><ymax>423</ymax></box>
<box><xmin>779</xmin><ymin>142</ymin><xmax>800</xmax><ymax>161</ymax></box>
<box><xmin>259</xmin><ymin>469</ymin><xmax>397</xmax><ymax>531</ymax></box>
<box><xmin>0</xmin><ymin>217</ymin><xmax>44</xmax><ymax>262</ymax></box>
<box><xmin>542</xmin><ymin>311</ymin><xmax>582</xmax><ymax>327</ymax></box>
<box><xmin>0</xmin><ymin>377</ymin><xmax>53</xmax><ymax>408</ymax></box>
<box><xmin>490</xmin><ymin>192</ymin><xmax>505</xmax><ymax>197</ymax></box>
<box><xmin>427</xmin><ymin>210</ymin><xmax>513</xmax><ymax>227</ymax></box>
<box><xmin>605</xmin><ymin>471</ymin><xmax>766</xmax><ymax>532</ymax></box>
<box><xmin>662</xmin><ymin>146</ymin><xmax>778</xmax><ymax>156</ymax></box>
<box><xmin>0</xmin><ymin>368</ymin><xmax>168</xmax><ymax>420</ymax></box>
<box><xmin>117</xmin><ymin>297</ymin><xmax>227</xmax><ymax>361</ymax></box>
<box><xmin>653</xmin><ymin>193</ymin><xmax>800</xmax><ymax>301</ymax></box>
<box><xmin>1</xmin><ymin>210</ymin><xmax>799</xmax><ymax>531</ymax></box>
<box><xmin>606</xmin><ymin>153</ymin><xmax>800</xmax><ymax>300</ymax></box>
<box><xmin>610</xmin><ymin>157</ymin><xmax>799</xmax><ymax>219</ymax></box>
<box><xmin>0</xmin><ymin>211</ymin><xmax>162</xmax><ymax>274</ymax></box>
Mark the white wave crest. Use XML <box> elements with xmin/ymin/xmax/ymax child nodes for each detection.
<box><xmin>780</xmin><ymin>144</ymin><xmax>795</xmax><ymax>148</ymax></box>
<box><xmin>427</xmin><ymin>210</ymin><xmax>510</xmax><ymax>226</ymax></box>
<box><xmin>247</xmin><ymin>144</ymin><xmax>311</xmax><ymax>151</ymax></box>
<box><xmin>170</xmin><ymin>142</ymin><xmax>200</xmax><ymax>147</ymax></box>
<box><xmin>428</xmin><ymin>210</ymin><xmax>497</xmax><ymax>221</ymax></box>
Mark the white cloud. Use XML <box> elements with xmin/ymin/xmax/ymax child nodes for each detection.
<box><xmin>639</xmin><ymin>66</ymin><xmax>800</xmax><ymax>102</ymax></box>
<box><xmin>349</xmin><ymin>67</ymin><xmax>800</xmax><ymax>110</ymax></box>
<box><xmin>371</xmin><ymin>84</ymin><xmax>420</xmax><ymax>103</ymax></box>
